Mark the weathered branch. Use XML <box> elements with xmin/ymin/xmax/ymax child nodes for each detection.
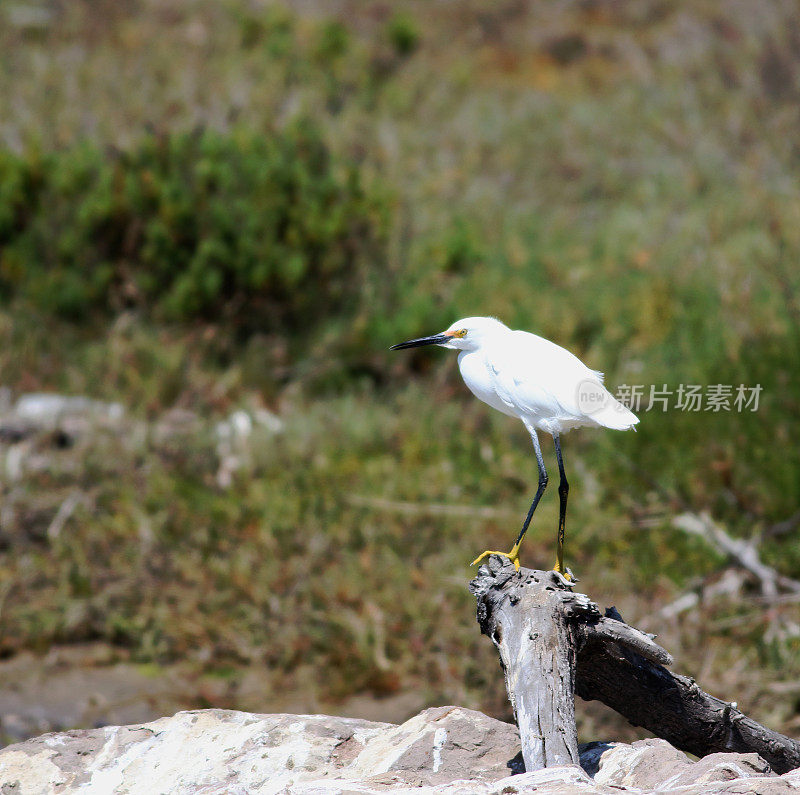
<box><xmin>470</xmin><ymin>560</ymin><xmax>580</xmax><ymax>769</ymax></box>
<box><xmin>673</xmin><ymin>511</ymin><xmax>800</xmax><ymax>597</ymax></box>
<box><xmin>470</xmin><ymin>555</ymin><xmax>800</xmax><ymax>775</ymax></box>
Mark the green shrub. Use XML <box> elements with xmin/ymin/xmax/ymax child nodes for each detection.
<box><xmin>386</xmin><ymin>13</ymin><xmax>420</xmax><ymax>57</ymax></box>
<box><xmin>238</xmin><ymin>6</ymin><xmax>294</xmax><ymax>54</ymax></box>
<box><xmin>314</xmin><ymin>20</ymin><xmax>350</xmax><ymax>63</ymax></box>
<box><xmin>0</xmin><ymin>124</ymin><xmax>387</xmax><ymax>334</ymax></box>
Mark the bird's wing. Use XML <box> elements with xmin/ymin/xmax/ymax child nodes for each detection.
<box><xmin>488</xmin><ymin>331</ymin><xmax>602</xmax><ymax>420</ymax></box>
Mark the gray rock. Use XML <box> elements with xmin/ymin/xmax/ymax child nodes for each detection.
<box><xmin>585</xmin><ymin>738</ymin><xmax>793</xmax><ymax>793</ymax></box>
<box><xmin>0</xmin><ymin>707</ymin><xmax>520</xmax><ymax>794</ymax></box>
<box><xmin>0</xmin><ymin>708</ymin><xmax>797</xmax><ymax>794</ymax></box>
<box><xmin>670</xmin><ymin>751</ymin><xmax>772</xmax><ymax>785</ymax></box>
<box><xmin>0</xmin><ymin>392</ymin><xmax>125</xmax><ymax>448</ymax></box>
<box><xmin>351</xmin><ymin>705</ymin><xmax>521</xmax><ymax>786</ymax></box>
<box><xmin>590</xmin><ymin>738</ymin><xmax>695</xmax><ymax>789</ymax></box>
<box><xmin>13</xmin><ymin>394</ymin><xmax>124</xmax><ymax>427</ymax></box>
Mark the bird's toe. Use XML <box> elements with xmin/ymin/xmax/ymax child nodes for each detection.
<box><xmin>470</xmin><ymin>549</ymin><xmax>502</xmax><ymax>567</ymax></box>
<box><xmin>552</xmin><ymin>566</ymin><xmax>577</xmax><ymax>586</ymax></box>
<box><xmin>471</xmin><ymin>550</ymin><xmax>521</xmax><ymax>571</ymax></box>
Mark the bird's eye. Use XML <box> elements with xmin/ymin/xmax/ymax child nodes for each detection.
<box><xmin>455</xmin><ymin>329</ymin><xmax>468</xmax><ymax>338</ymax></box>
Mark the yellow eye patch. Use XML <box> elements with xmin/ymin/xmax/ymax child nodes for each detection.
<box><xmin>454</xmin><ymin>328</ymin><xmax>468</xmax><ymax>338</ymax></box>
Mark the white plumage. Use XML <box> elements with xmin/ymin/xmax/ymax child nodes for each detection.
<box><xmin>391</xmin><ymin>316</ymin><xmax>638</xmax><ymax>576</ymax></box>
<box><xmin>453</xmin><ymin>317</ymin><xmax>638</xmax><ymax>434</ymax></box>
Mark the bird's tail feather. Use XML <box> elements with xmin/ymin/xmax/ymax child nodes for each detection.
<box><xmin>592</xmin><ymin>398</ymin><xmax>639</xmax><ymax>431</ymax></box>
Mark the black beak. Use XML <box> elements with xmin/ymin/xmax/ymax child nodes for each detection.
<box><xmin>390</xmin><ymin>333</ymin><xmax>449</xmax><ymax>351</ymax></box>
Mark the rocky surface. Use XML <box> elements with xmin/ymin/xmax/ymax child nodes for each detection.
<box><xmin>0</xmin><ymin>706</ymin><xmax>798</xmax><ymax>794</ymax></box>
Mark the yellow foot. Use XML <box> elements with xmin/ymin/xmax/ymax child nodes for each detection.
<box><xmin>471</xmin><ymin>549</ymin><xmax>520</xmax><ymax>571</ymax></box>
<box><xmin>553</xmin><ymin>563</ymin><xmax>576</xmax><ymax>582</ymax></box>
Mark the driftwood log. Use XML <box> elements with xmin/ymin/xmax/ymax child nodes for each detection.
<box><xmin>470</xmin><ymin>555</ymin><xmax>800</xmax><ymax>775</ymax></box>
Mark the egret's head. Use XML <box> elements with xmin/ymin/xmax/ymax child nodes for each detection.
<box><xmin>390</xmin><ymin>316</ymin><xmax>507</xmax><ymax>353</ymax></box>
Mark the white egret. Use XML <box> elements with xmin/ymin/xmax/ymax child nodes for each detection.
<box><xmin>391</xmin><ymin>316</ymin><xmax>638</xmax><ymax>577</ymax></box>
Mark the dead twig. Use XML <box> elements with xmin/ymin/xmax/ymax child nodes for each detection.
<box><xmin>672</xmin><ymin>511</ymin><xmax>800</xmax><ymax>598</ymax></box>
<box><xmin>763</xmin><ymin>509</ymin><xmax>800</xmax><ymax>540</ymax></box>
<box><xmin>47</xmin><ymin>491</ymin><xmax>88</xmax><ymax>541</ymax></box>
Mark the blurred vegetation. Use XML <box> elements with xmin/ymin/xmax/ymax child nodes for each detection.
<box><xmin>0</xmin><ymin>125</ymin><xmax>386</xmax><ymax>334</ymax></box>
<box><xmin>1</xmin><ymin>0</ymin><xmax>800</xmax><ymax>740</ymax></box>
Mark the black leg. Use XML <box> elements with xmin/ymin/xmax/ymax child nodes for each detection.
<box><xmin>511</xmin><ymin>428</ymin><xmax>548</xmax><ymax>551</ymax></box>
<box><xmin>553</xmin><ymin>433</ymin><xmax>569</xmax><ymax>574</ymax></box>
<box><xmin>470</xmin><ymin>425</ymin><xmax>548</xmax><ymax>570</ymax></box>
